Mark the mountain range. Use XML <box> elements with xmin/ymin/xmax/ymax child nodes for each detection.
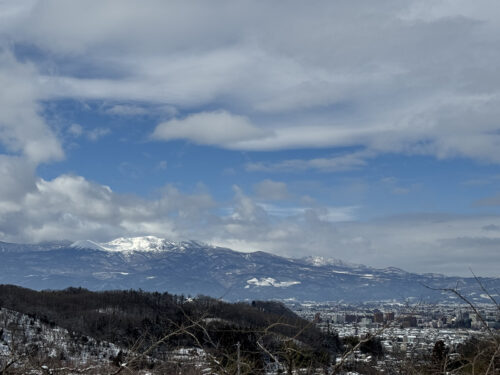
<box><xmin>0</xmin><ymin>236</ymin><xmax>498</xmax><ymax>303</ymax></box>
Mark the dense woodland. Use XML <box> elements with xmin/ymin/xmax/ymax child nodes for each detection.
<box><xmin>0</xmin><ymin>285</ymin><xmax>341</xmax><ymax>373</ymax></box>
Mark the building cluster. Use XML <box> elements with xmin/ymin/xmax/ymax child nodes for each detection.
<box><xmin>289</xmin><ymin>300</ymin><xmax>499</xmax><ymax>366</ymax></box>
<box><xmin>292</xmin><ymin>301</ymin><xmax>499</xmax><ymax>331</ymax></box>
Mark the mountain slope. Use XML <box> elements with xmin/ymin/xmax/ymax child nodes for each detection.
<box><xmin>0</xmin><ymin>236</ymin><xmax>497</xmax><ymax>303</ymax></box>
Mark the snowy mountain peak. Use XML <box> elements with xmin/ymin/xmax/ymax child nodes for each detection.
<box><xmin>69</xmin><ymin>236</ymin><xmax>210</xmax><ymax>253</ymax></box>
<box><xmin>101</xmin><ymin>236</ymin><xmax>173</xmax><ymax>252</ymax></box>
<box><xmin>70</xmin><ymin>240</ymin><xmax>106</xmax><ymax>251</ymax></box>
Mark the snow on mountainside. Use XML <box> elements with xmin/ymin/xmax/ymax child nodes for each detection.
<box><xmin>101</xmin><ymin>236</ymin><xmax>175</xmax><ymax>252</ymax></box>
<box><xmin>70</xmin><ymin>237</ymin><xmax>360</xmax><ymax>269</ymax></box>
<box><xmin>301</xmin><ymin>255</ymin><xmax>361</xmax><ymax>268</ymax></box>
<box><xmin>1</xmin><ymin>236</ymin><xmax>499</xmax><ymax>303</ymax></box>
<box><xmin>70</xmin><ymin>239</ymin><xmax>106</xmax><ymax>251</ymax></box>
<box><xmin>70</xmin><ymin>236</ymin><xmax>205</xmax><ymax>253</ymax></box>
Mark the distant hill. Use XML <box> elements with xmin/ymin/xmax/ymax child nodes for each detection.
<box><xmin>0</xmin><ymin>236</ymin><xmax>498</xmax><ymax>303</ymax></box>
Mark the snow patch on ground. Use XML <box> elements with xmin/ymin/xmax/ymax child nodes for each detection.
<box><xmin>246</xmin><ymin>277</ymin><xmax>301</xmax><ymax>288</ymax></box>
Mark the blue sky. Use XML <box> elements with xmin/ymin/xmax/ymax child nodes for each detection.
<box><xmin>1</xmin><ymin>0</ymin><xmax>500</xmax><ymax>276</ymax></box>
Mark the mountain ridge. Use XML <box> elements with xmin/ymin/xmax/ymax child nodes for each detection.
<box><xmin>0</xmin><ymin>236</ymin><xmax>498</xmax><ymax>303</ymax></box>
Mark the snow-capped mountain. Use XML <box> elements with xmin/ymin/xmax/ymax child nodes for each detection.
<box><xmin>99</xmin><ymin>236</ymin><xmax>179</xmax><ymax>252</ymax></box>
<box><xmin>70</xmin><ymin>239</ymin><xmax>106</xmax><ymax>251</ymax></box>
<box><xmin>0</xmin><ymin>236</ymin><xmax>498</xmax><ymax>303</ymax></box>
<box><xmin>70</xmin><ymin>236</ymin><xmax>207</xmax><ymax>253</ymax></box>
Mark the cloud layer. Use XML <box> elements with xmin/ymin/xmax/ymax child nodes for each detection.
<box><xmin>0</xmin><ymin>1</ymin><xmax>500</xmax><ymax>277</ymax></box>
<box><xmin>2</xmin><ymin>0</ymin><xmax>500</xmax><ymax>159</ymax></box>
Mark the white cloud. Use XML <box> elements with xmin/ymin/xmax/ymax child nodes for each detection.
<box><xmin>0</xmin><ymin>172</ymin><xmax>216</xmax><ymax>243</ymax></box>
<box><xmin>0</xmin><ymin>51</ymin><xmax>63</xmax><ymax>164</ymax></box>
<box><xmin>253</xmin><ymin>180</ymin><xmax>288</xmax><ymax>200</ymax></box>
<box><xmin>0</xmin><ymin>156</ymin><xmax>37</xmax><ymax>205</ymax></box>
<box><xmin>0</xmin><ymin>1</ymin><xmax>499</xmax><ymax>160</ymax></box>
<box><xmin>152</xmin><ymin>110</ymin><xmax>270</xmax><ymax>147</ymax></box>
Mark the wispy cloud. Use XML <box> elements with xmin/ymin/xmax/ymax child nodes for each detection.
<box><xmin>66</xmin><ymin>124</ymin><xmax>110</xmax><ymax>141</ymax></box>
<box><xmin>380</xmin><ymin>176</ymin><xmax>414</xmax><ymax>195</ymax></box>
<box><xmin>475</xmin><ymin>193</ymin><xmax>500</xmax><ymax>207</ymax></box>
<box><xmin>246</xmin><ymin>151</ymin><xmax>372</xmax><ymax>172</ymax></box>
<box><xmin>105</xmin><ymin>104</ymin><xmax>149</xmax><ymax>116</ymax></box>
<box><xmin>87</xmin><ymin>127</ymin><xmax>111</xmax><ymax>141</ymax></box>
<box><xmin>255</xmin><ymin>203</ymin><xmax>357</xmax><ymax>222</ymax></box>
<box><xmin>104</xmin><ymin>103</ymin><xmax>178</xmax><ymax>117</ymax></box>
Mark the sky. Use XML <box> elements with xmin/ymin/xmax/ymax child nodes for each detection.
<box><xmin>1</xmin><ymin>0</ymin><xmax>500</xmax><ymax>276</ymax></box>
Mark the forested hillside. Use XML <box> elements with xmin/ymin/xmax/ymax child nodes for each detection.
<box><xmin>0</xmin><ymin>285</ymin><xmax>341</xmax><ymax>373</ymax></box>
